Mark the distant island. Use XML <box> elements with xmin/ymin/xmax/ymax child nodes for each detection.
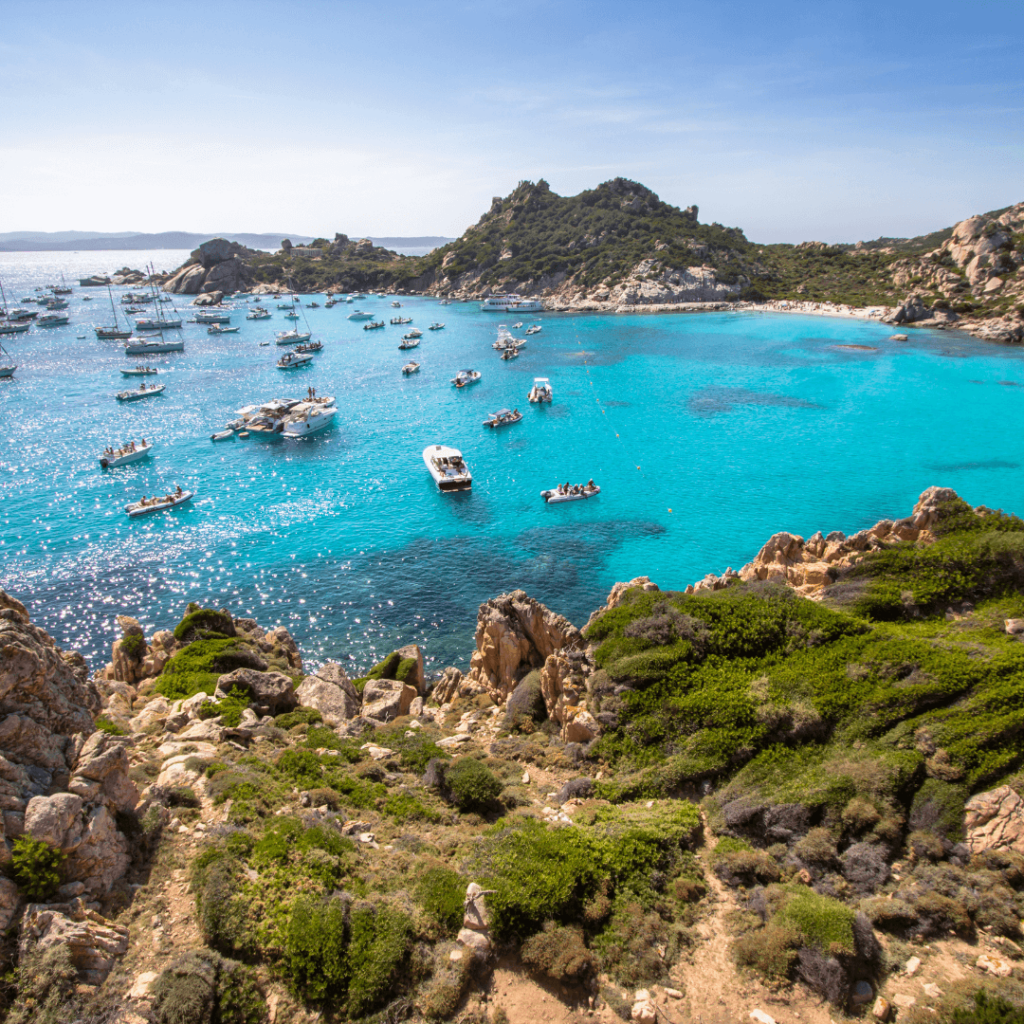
<box><xmin>0</xmin><ymin>230</ymin><xmax>456</xmax><ymax>253</ymax></box>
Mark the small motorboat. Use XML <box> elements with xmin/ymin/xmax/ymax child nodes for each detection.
<box><xmin>528</xmin><ymin>377</ymin><xmax>553</xmax><ymax>403</ymax></box>
<box><xmin>398</xmin><ymin>336</ymin><xmax>420</xmax><ymax>350</ymax></box>
<box><xmin>96</xmin><ymin>326</ymin><xmax>132</xmax><ymax>339</ymax></box>
<box><xmin>451</xmin><ymin>369</ymin><xmax>481</xmax><ymax>388</ymax></box>
<box><xmin>525</xmin><ymin>325</ymin><xmax>542</xmax><ymax>335</ymax></box>
<box><xmin>423</xmin><ymin>444</ymin><xmax>471</xmax><ymax>491</ymax></box>
<box><xmin>99</xmin><ymin>440</ymin><xmax>153</xmax><ymax>468</ymax></box>
<box><xmin>210</xmin><ymin>429</ymin><xmax>234</xmax><ymax>441</ymax></box>
<box><xmin>207</xmin><ymin>325</ymin><xmax>240</xmax><ymax>334</ymax></box>
<box><xmin>363</xmin><ymin>321</ymin><xmax>386</xmax><ymax>330</ymax></box>
<box><xmin>428</xmin><ymin>322</ymin><xmax>445</xmax><ymax>330</ymax></box>
<box><xmin>120</xmin><ymin>366</ymin><xmax>158</xmax><ymax>376</ymax></box>
<box><xmin>194</xmin><ymin>310</ymin><xmax>230</xmax><ymax>324</ymax></box>
<box><xmin>404</xmin><ymin>328</ymin><xmax>423</xmax><ymax>338</ymax></box>
<box><xmin>307</xmin><ymin>302</ymin><xmax>319</xmax><ymax>308</ymax></box>
<box><xmin>284</xmin><ymin>311</ymin><xmax>300</xmax><ymax>320</ymax></box>
<box><xmin>483</xmin><ymin>408</ymin><xmax>522</xmax><ymax>428</ymax></box>
<box><xmin>37</xmin><ymin>312</ymin><xmax>70</xmax><ymax>327</ymax></box>
<box><xmin>391</xmin><ymin>301</ymin><xmax>402</xmax><ymax>307</ymax></box>
<box><xmin>500</xmin><ymin>347</ymin><xmax>520</xmax><ymax>360</ymax></box>
<box><xmin>512</xmin><ymin>322</ymin><xmax>523</xmax><ymax>329</ymax></box>
<box><xmin>277</xmin><ymin>351</ymin><xmax>313</xmax><ymax>369</ymax></box>
<box><xmin>238</xmin><ymin>431</ymin><xmax>250</xmax><ymax>438</ymax></box>
<box><xmin>277</xmin><ymin>303</ymin><xmax>293</xmax><ymax>310</ymax></box>
<box><xmin>125</xmin><ymin>488</ymin><xmax>194</xmax><ymax>517</ymax></box>
<box><xmin>402</xmin><ymin>361</ymin><xmax>420</xmax><ymax>374</ymax></box>
<box><xmin>390</xmin><ymin>316</ymin><xmax>412</xmax><ymax>325</ymax></box>
<box><xmin>542</xmin><ymin>483</ymin><xmax>600</xmax><ymax>503</ymax></box>
<box><xmin>247</xmin><ymin>308</ymin><xmax>272</xmax><ymax>320</ymax></box>
<box><xmin>295</xmin><ymin>340</ymin><xmax>323</xmax><ymax>354</ymax></box>
<box><xmin>116</xmin><ymin>383</ymin><xmax>165</xmax><ymax>401</ymax></box>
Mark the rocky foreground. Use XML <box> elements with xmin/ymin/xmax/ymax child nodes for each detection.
<box><xmin>4</xmin><ymin>489</ymin><xmax>1024</xmax><ymax>1024</ymax></box>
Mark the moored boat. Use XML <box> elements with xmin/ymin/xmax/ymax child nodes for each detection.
<box><xmin>483</xmin><ymin>408</ymin><xmax>522</xmax><ymax>428</ymax></box>
<box><xmin>481</xmin><ymin>293</ymin><xmax>544</xmax><ymax>313</ymax></box>
<box><xmin>247</xmin><ymin>307</ymin><xmax>272</xmax><ymax>320</ymax></box>
<box><xmin>528</xmin><ymin>377</ymin><xmax>553</xmax><ymax>403</ymax></box>
<box><xmin>277</xmin><ymin>351</ymin><xmax>313</xmax><ymax>369</ymax></box>
<box><xmin>398</xmin><ymin>336</ymin><xmax>420</xmax><ymax>349</ymax></box>
<box><xmin>38</xmin><ymin>311</ymin><xmax>70</xmax><ymax>327</ymax></box>
<box><xmin>525</xmin><ymin>324</ymin><xmax>542</xmax><ymax>335</ymax></box>
<box><xmin>402</xmin><ymin>361</ymin><xmax>420</xmax><ymax>374</ymax></box>
<box><xmin>280</xmin><ymin>400</ymin><xmax>337</xmax><ymax>437</ymax></box>
<box><xmin>347</xmin><ymin>310</ymin><xmax>374</xmax><ymax>320</ymax></box>
<box><xmin>294</xmin><ymin>340</ymin><xmax>323</xmax><ymax>354</ymax></box>
<box><xmin>135</xmin><ymin>316</ymin><xmax>182</xmax><ymax>331</ymax></box>
<box><xmin>542</xmin><ymin>482</ymin><xmax>600</xmax><ymax>503</ymax></box>
<box><xmin>363</xmin><ymin>321</ymin><xmax>386</xmax><ymax>330</ymax></box>
<box><xmin>210</xmin><ymin>429</ymin><xmax>234</xmax><ymax>441</ymax></box>
<box><xmin>451</xmin><ymin>369</ymin><xmax>481</xmax><ymax>388</ymax></box>
<box><xmin>423</xmin><ymin>444</ymin><xmax>472</xmax><ymax>491</ymax></box>
<box><xmin>275</xmin><ymin>329</ymin><xmax>312</xmax><ymax>345</ymax></box>
<box><xmin>116</xmin><ymin>383</ymin><xmax>165</xmax><ymax>401</ymax></box>
<box><xmin>428</xmin><ymin>322</ymin><xmax>445</xmax><ymax>330</ymax></box>
<box><xmin>194</xmin><ymin>310</ymin><xmax>231</xmax><ymax>324</ymax></box>
<box><xmin>0</xmin><ymin>321</ymin><xmax>30</xmax><ymax>335</ymax></box>
<box><xmin>125</xmin><ymin>336</ymin><xmax>184</xmax><ymax>355</ymax></box>
<box><xmin>121</xmin><ymin>366</ymin><xmax>159</xmax><ymax>376</ymax></box>
<box><xmin>125</xmin><ymin>487</ymin><xmax>193</xmax><ymax>517</ymax></box>
<box><xmin>207</xmin><ymin>325</ymin><xmax>240</xmax><ymax>334</ymax></box>
<box><xmin>99</xmin><ymin>440</ymin><xmax>153</xmax><ymax>468</ymax></box>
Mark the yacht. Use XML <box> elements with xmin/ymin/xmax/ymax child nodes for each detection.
<box><xmin>276</xmin><ymin>329</ymin><xmax>312</xmax><ymax>345</ymax></box>
<box><xmin>0</xmin><ymin>341</ymin><xmax>16</xmax><ymax>378</ymax></box>
<box><xmin>135</xmin><ymin>316</ymin><xmax>182</xmax><ymax>331</ymax></box>
<box><xmin>277</xmin><ymin>351</ymin><xmax>313</xmax><ymax>370</ymax></box>
<box><xmin>402</xmin><ymin>361</ymin><xmax>420</xmax><ymax>374</ymax></box>
<box><xmin>99</xmin><ymin>440</ymin><xmax>153</xmax><ymax>468</ymax></box>
<box><xmin>403</xmin><ymin>328</ymin><xmax>422</xmax><ymax>338</ymax></box>
<box><xmin>423</xmin><ymin>444</ymin><xmax>472</xmax><ymax>491</ymax></box>
<box><xmin>37</xmin><ymin>312</ymin><xmax>70</xmax><ymax>327</ymax></box>
<box><xmin>194</xmin><ymin>310</ymin><xmax>231</xmax><ymax>324</ymax></box>
<box><xmin>480</xmin><ymin>293</ymin><xmax>543</xmax><ymax>313</ymax></box>
<box><xmin>125</xmin><ymin>336</ymin><xmax>184</xmax><ymax>355</ymax></box>
<box><xmin>121</xmin><ymin>366</ymin><xmax>159</xmax><ymax>376</ymax></box>
<box><xmin>125</xmin><ymin>487</ymin><xmax>194</xmax><ymax>517</ymax></box>
<box><xmin>116</xmin><ymin>383</ymin><xmax>165</xmax><ymax>401</ymax></box>
<box><xmin>247</xmin><ymin>307</ymin><xmax>272</xmax><ymax>320</ymax></box>
<box><xmin>228</xmin><ymin>392</ymin><xmax>336</xmax><ymax>438</ymax></box>
<box><xmin>0</xmin><ymin>321</ymin><xmax>30</xmax><ymax>335</ymax></box>
<box><xmin>347</xmin><ymin>310</ymin><xmax>374</xmax><ymax>320</ymax></box>
<box><xmin>528</xmin><ymin>377</ymin><xmax>552</xmax><ymax>403</ymax></box>
<box><xmin>280</xmin><ymin>400</ymin><xmax>337</xmax><ymax>437</ymax></box>
<box><xmin>451</xmin><ymin>369</ymin><xmax>481</xmax><ymax>388</ymax></box>
<box><xmin>97</xmin><ymin>283</ymin><xmax>132</xmax><ymax>338</ymax></box>
<box><xmin>207</xmin><ymin>325</ymin><xmax>240</xmax><ymax>334</ymax></box>
<box><xmin>483</xmin><ymin>408</ymin><xmax>522</xmax><ymax>428</ymax></box>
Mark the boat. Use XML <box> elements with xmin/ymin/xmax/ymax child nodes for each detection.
<box><xmin>121</xmin><ymin>366</ymin><xmax>159</xmax><ymax>376</ymax></box>
<box><xmin>277</xmin><ymin>303</ymin><xmax>293</xmax><ymax>310</ymax></box>
<box><xmin>492</xmin><ymin>325</ymin><xmax>523</xmax><ymax>350</ymax></box>
<box><xmin>0</xmin><ymin>340</ymin><xmax>16</xmax><ymax>379</ymax></box>
<box><xmin>542</xmin><ymin>483</ymin><xmax>600</xmax><ymax>503</ymax></box>
<box><xmin>500</xmin><ymin>346</ymin><xmax>520</xmax><ymax>360</ymax></box>
<box><xmin>403</xmin><ymin>328</ymin><xmax>422</xmax><ymax>338</ymax></box>
<box><xmin>96</xmin><ymin>283</ymin><xmax>132</xmax><ymax>339</ymax></box>
<box><xmin>428</xmin><ymin>322</ymin><xmax>445</xmax><ymax>330</ymax></box>
<box><xmin>275</xmin><ymin>329</ymin><xmax>312</xmax><ymax>346</ymax></box>
<box><xmin>247</xmin><ymin>307</ymin><xmax>271</xmax><ymax>320</ymax></box>
<box><xmin>512</xmin><ymin>322</ymin><xmax>523</xmax><ymax>329</ymax></box>
<box><xmin>391</xmin><ymin>301</ymin><xmax>401</xmax><ymax>307</ymax></box>
<box><xmin>528</xmin><ymin>377</ymin><xmax>552</xmax><ymax>403</ymax></box>
<box><xmin>122</xmin><ymin>292</ymin><xmax>153</xmax><ymax>305</ymax></box>
<box><xmin>210</xmin><ymin>429</ymin><xmax>234</xmax><ymax>441</ymax></box>
<box><xmin>451</xmin><ymin>369</ymin><xmax>481</xmax><ymax>388</ymax></box>
<box><xmin>0</xmin><ymin>321</ymin><xmax>30</xmax><ymax>335</ymax></box>
<box><xmin>277</xmin><ymin>351</ymin><xmax>313</xmax><ymax>369</ymax></box>
<box><xmin>398</xmin><ymin>336</ymin><xmax>420</xmax><ymax>349</ymax></box>
<box><xmin>481</xmin><ymin>293</ymin><xmax>544</xmax><ymax>313</ymax></box>
<box><xmin>116</xmin><ymin>383</ymin><xmax>165</xmax><ymax>401</ymax></box>
<box><xmin>294</xmin><ymin>340</ymin><xmax>323</xmax><ymax>354</ymax></box>
<box><xmin>42</xmin><ymin>297</ymin><xmax>69</xmax><ymax>310</ymax></box>
<box><xmin>483</xmin><ymin>408</ymin><xmax>522</xmax><ymax>428</ymax></box>
<box><xmin>347</xmin><ymin>310</ymin><xmax>375</xmax><ymax>320</ymax></box>
<box><xmin>125</xmin><ymin>337</ymin><xmax>184</xmax><ymax>355</ymax></box>
<box><xmin>280</xmin><ymin>400</ymin><xmax>337</xmax><ymax>437</ymax></box>
<box><xmin>8</xmin><ymin>309</ymin><xmax>37</xmax><ymax>321</ymax></box>
<box><xmin>99</xmin><ymin>440</ymin><xmax>153</xmax><ymax>468</ymax></box>
<box><xmin>207</xmin><ymin>325</ymin><xmax>240</xmax><ymax>334</ymax></box>
<box><xmin>135</xmin><ymin>316</ymin><xmax>182</xmax><ymax>331</ymax></box>
<box><xmin>284</xmin><ymin>311</ymin><xmax>300</xmax><ymax>320</ymax></box>
<box><xmin>194</xmin><ymin>310</ymin><xmax>231</xmax><ymax>324</ymax></box>
<box><xmin>439</xmin><ymin>299</ymin><xmax>451</xmax><ymax>305</ymax></box>
<box><xmin>125</xmin><ymin>488</ymin><xmax>194</xmax><ymax>517</ymax></box>
<box><xmin>525</xmin><ymin>325</ymin><xmax>542</xmax><ymax>335</ymax></box>
<box><xmin>37</xmin><ymin>312</ymin><xmax>70</xmax><ymax>327</ymax></box>
<box><xmin>307</xmin><ymin>302</ymin><xmax>319</xmax><ymax>308</ymax></box>
<box><xmin>390</xmin><ymin>316</ymin><xmax>412</xmax><ymax>325</ymax></box>
<box><xmin>363</xmin><ymin>321</ymin><xmax>386</xmax><ymax>330</ymax></box>
<box><xmin>423</xmin><ymin>444</ymin><xmax>472</xmax><ymax>491</ymax></box>
<box><xmin>402</xmin><ymin>361</ymin><xmax>420</xmax><ymax>374</ymax></box>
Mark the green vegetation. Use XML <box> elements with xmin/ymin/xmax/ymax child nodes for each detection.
<box><xmin>120</xmin><ymin>631</ymin><xmax>146</xmax><ymax>658</ymax></box>
<box><xmin>94</xmin><ymin>715</ymin><xmax>127</xmax><ymax>735</ymax></box>
<box><xmin>9</xmin><ymin>836</ymin><xmax>65</xmax><ymax>901</ymax></box>
<box><xmin>174</xmin><ymin>605</ymin><xmax>237</xmax><ymax>641</ymax></box>
<box><xmin>156</xmin><ymin>638</ymin><xmax>265</xmax><ymax>700</ymax></box>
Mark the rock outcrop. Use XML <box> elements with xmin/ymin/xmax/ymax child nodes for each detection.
<box><xmin>295</xmin><ymin>663</ymin><xmax>361</xmax><ymax>725</ymax></box>
<box><xmin>163</xmin><ymin>238</ymin><xmax>256</xmax><ymax>296</ymax></box>
<box><xmin>964</xmin><ymin>786</ymin><xmax>1024</xmax><ymax>855</ymax></box>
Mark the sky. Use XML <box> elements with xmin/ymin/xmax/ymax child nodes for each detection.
<box><xmin>1</xmin><ymin>0</ymin><xmax>1021</xmax><ymax>244</ymax></box>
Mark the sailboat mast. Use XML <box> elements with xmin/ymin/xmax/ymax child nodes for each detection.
<box><xmin>107</xmin><ymin>282</ymin><xmax>120</xmax><ymax>329</ymax></box>
<box><xmin>0</xmin><ymin>276</ymin><xmax>9</xmax><ymax>317</ymax></box>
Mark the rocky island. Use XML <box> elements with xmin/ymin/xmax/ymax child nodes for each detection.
<box><xmin>4</xmin><ymin>487</ymin><xmax>1024</xmax><ymax>1023</ymax></box>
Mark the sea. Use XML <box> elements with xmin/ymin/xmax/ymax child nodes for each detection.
<box><xmin>1</xmin><ymin>249</ymin><xmax>1022</xmax><ymax>675</ymax></box>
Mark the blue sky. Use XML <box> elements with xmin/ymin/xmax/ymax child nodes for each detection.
<box><xmin>1</xmin><ymin>0</ymin><xmax>1021</xmax><ymax>242</ymax></box>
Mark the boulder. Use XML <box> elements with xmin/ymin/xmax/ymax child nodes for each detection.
<box><xmin>24</xmin><ymin>792</ymin><xmax>84</xmax><ymax>849</ymax></box>
<box><xmin>19</xmin><ymin>899</ymin><xmax>129</xmax><ymax>985</ymax></box>
<box><xmin>362</xmin><ymin>679</ymin><xmax>416</xmax><ymax>722</ymax></box>
<box><xmin>0</xmin><ymin>877</ymin><xmax>17</xmax><ymax>931</ymax></box>
<box><xmin>395</xmin><ymin>644</ymin><xmax>426</xmax><ymax>694</ymax></box>
<box><xmin>964</xmin><ymin>785</ymin><xmax>1024</xmax><ymax>854</ymax></box>
<box><xmin>69</xmin><ymin>731</ymin><xmax>138</xmax><ymax>813</ymax></box>
<box><xmin>64</xmin><ymin>804</ymin><xmax>130</xmax><ymax>896</ymax></box>
<box><xmin>215</xmin><ymin>668</ymin><xmax>297</xmax><ymax>715</ymax></box>
<box><xmin>562</xmin><ymin>709</ymin><xmax>600</xmax><ymax>744</ymax></box>
<box><xmin>295</xmin><ymin>670</ymin><xmax>360</xmax><ymax>725</ymax></box>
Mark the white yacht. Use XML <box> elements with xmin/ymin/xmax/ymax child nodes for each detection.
<box><xmin>347</xmin><ymin>310</ymin><xmax>375</xmax><ymax>320</ymax></box>
<box><xmin>247</xmin><ymin>307</ymin><xmax>271</xmax><ymax>320</ymax></box>
<box><xmin>402</xmin><ymin>361</ymin><xmax>420</xmax><ymax>374</ymax></box>
<box><xmin>276</xmin><ymin>329</ymin><xmax>312</xmax><ymax>345</ymax></box>
<box><xmin>99</xmin><ymin>440</ymin><xmax>153</xmax><ymax>468</ymax></box>
<box><xmin>277</xmin><ymin>351</ymin><xmax>313</xmax><ymax>369</ymax></box>
<box><xmin>423</xmin><ymin>444</ymin><xmax>472</xmax><ymax>491</ymax></box>
<box><xmin>135</xmin><ymin>316</ymin><xmax>182</xmax><ymax>331</ymax></box>
<box><xmin>0</xmin><ymin>321</ymin><xmax>30</xmax><ymax>335</ymax></box>
<box><xmin>451</xmin><ymin>369</ymin><xmax>481</xmax><ymax>388</ymax></box>
<box><xmin>195</xmin><ymin>310</ymin><xmax>231</xmax><ymax>324</ymax></box>
<box><xmin>480</xmin><ymin>293</ymin><xmax>543</xmax><ymax>313</ymax></box>
<box><xmin>280</xmin><ymin>401</ymin><xmax>337</xmax><ymax>437</ymax></box>
<box><xmin>528</xmin><ymin>377</ymin><xmax>553</xmax><ymax>403</ymax></box>
<box><xmin>125</xmin><ymin>336</ymin><xmax>184</xmax><ymax>355</ymax></box>
<box><xmin>37</xmin><ymin>312</ymin><xmax>70</xmax><ymax>327</ymax></box>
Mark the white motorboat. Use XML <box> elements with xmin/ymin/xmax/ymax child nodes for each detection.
<box><xmin>423</xmin><ymin>444</ymin><xmax>472</xmax><ymax>491</ymax></box>
<box><xmin>403</xmin><ymin>328</ymin><xmax>422</xmax><ymax>338</ymax></box>
<box><xmin>247</xmin><ymin>308</ymin><xmax>271</xmax><ymax>320</ymax></box>
<box><xmin>116</xmin><ymin>383</ymin><xmax>165</xmax><ymax>401</ymax></box>
<box><xmin>0</xmin><ymin>321</ymin><xmax>30</xmax><ymax>335</ymax></box>
<box><xmin>481</xmin><ymin>293</ymin><xmax>544</xmax><ymax>313</ymax></box>
<box><xmin>121</xmin><ymin>366</ymin><xmax>158</xmax><ymax>376</ymax></box>
<box><xmin>135</xmin><ymin>317</ymin><xmax>182</xmax><ymax>331</ymax></box>
<box><xmin>125</xmin><ymin>337</ymin><xmax>184</xmax><ymax>355</ymax></box>
<box><xmin>195</xmin><ymin>310</ymin><xmax>231</xmax><ymax>324</ymax></box>
<box><xmin>428</xmin><ymin>322</ymin><xmax>445</xmax><ymax>330</ymax></box>
<box><xmin>38</xmin><ymin>312</ymin><xmax>70</xmax><ymax>327</ymax></box>
<box><xmin>390</xmin><ymin>316</ymin><xmax>412</xmax><ymax>325</ymax></box>
<box><xmin>500</xmin><ymin>346</ymin><xmax>521</xmax><ymax>360</ymax></box>
<box><xmin>391</xmin><ymin>301</ymin><xmax>402</xmax><ymax>307</ymax></box>
<box><xmin>277</xmin><ymin>303</ymin><xmax>293</xmax><ymax>310</ymax></box>
<box><xmin>347</xmin><ymin>310</ymin><xmax>374</xmax><ymax>320</ymax></box>
<box><xmin>483</xmin><ymin>408</ymin><xmax>522</xmax><ymax>428</ymax></box>
<box><xmin>277</xmin><ymin>351</ymin><xmax>313</xmax><ymax>369</ymax></box>
<box><xmin>284</xmin><ymin>311</ymin><xmax>300</xmax><ymax>320</ymax></box>
<box><xmin>398</xmin><ymin>336</ymin><xmax>420</xmax><ymax>350</ymax></box>
<box><xmin>492</xmin><ymin>326</ymin><xmax>525</xmax><ymax>350</ymax></box>
<box><xmin>512</xmin><ymin>322</ymin><xmax>523</xmax><ymax>329</ymax></box>
<box><xmin>528</xmin><ymin>377</ymin><xmax>553</xmax><ymax>403</ymax></box>
<box><xmin>363</xmin><ymin>321</ymin><xmax>386</xmax><ymax>330</ymax></box>
<box><xmin>207</xmin><ymin>325</ymin><xmax>240</xmax><ymax>334</ymax></box>
<box><xmin>280</xmin><ymin>401</ymin><xmax>337</xmax><ymax>437</ymax></box>
<box><xmin>125</xmin><ymin>488</ymin><xmax>194</xmax><ymax>517</ymax></box>
<box><xmin>294</xmin><ymin>340</ymin><xmax>323</xmax><ymax>354</ymax></box>
<box><xmin>231</xmin><ymin>391</ymin><xmax>335</xmax><ymax>437</ymax></box>
<box><xmin>276</xmin><ymin>329</ymin><xmax>312</xmax><ymax>345</ymax></box>
<box><xmin>451</xmin><ymin>369</ymin><xmax>481</xmax><ymax>388</ymax></box>
<box><xmin>525</xmin><ymin>324</ymin><xmax>542</xmax><ymax>335</ymax></box>
<box><xmin>99</xmin><ymin>440</ymin><xmax>153</xmax><ymax>468</ymax></box>
<box><xmin>402</xmin><ymin>361</ymin><xmax>420</xmax><ymax>374</ymax></box>
<box><xmin>210</xmin><ymin>429</ymin><xmax>234</xmax><ymax>441</ymax></box>
<box><xmin>542</xmin><ymin>483</ymin><xmax>600</xmax><ymax>503</ymax></box>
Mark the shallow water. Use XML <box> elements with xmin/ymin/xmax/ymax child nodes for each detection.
<box><xmin>1</xmin><ymin>254</ymin><xmax>1022</xmax><ymax>674</ymax></box>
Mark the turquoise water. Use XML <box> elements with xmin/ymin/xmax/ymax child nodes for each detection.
<box><xmin>2</xmin><ymin>252</ymin><xmax>1022</xmax><ymax>673</ymax></box>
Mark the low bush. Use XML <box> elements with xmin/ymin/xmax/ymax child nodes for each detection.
<box><xmin>275</xmin><ymin>707</ymin><xmax>323</xmax><ymax>729</ymax></box>
<box><xmin>346</xmin><ymin>904</ymin><xmax>413</xmax><ymax>1017</ymax></box>
<box><xmin>421</xmin><ymin>951</ymin><xmax>471</xmax><ymax>1020</ymax></box>
<box><xmin>444</xmin><ymin>759</ymin><xmax>503</xmax><ymax>813</ymax></box>
<box><xmin>9</xmin><ymin>835</ymin><xmax>64</xmax><ymax>901</ymax></box>
<box><xmin>94</xmin><ymin>715</ymin><xmax>127</xmax><ymax>735</ymax></box>
<box><xmin>733</xmin><ymin>919</ymin><xmax>801</xmax><ymax>982</ymax></box>
<box><xmin>285</xmin><ymin>897</ymin><xmax>350</xmax><ymax>1002</ymax></box>
<box><xmin>174</xmin><ymin>606</ymin><xmax>237</xmax><ymax>642</ymax></box>
<box><xmin>776</xmin><ymin>889</ymin><xmax>857</xmax><ymax>955</ymax></box>
<box><xmin>150</xmin><ymin>949</ymin><xmax>264</xmax><ymax>1024</ymax></box>
<box><xmin>416</xmin><ymin>867</ymin><xmax>466</xmax><ymax>936</ymax></box>
<box><xmin>6</xmin><ymin>945</ymin><xmax>80</xmax><ymax>1024</ymax></box>
<box><xmin>157</xmin><ymin>639</ymin><xmax>265</xmax><ymax>700</ymax></box>
<box><xmin>521</xmin><ymin>922</ymin><xmax>596</xmax><ymax>981</ymax></box>
<box><xmin>594</xmin><ymin>902</ymin><xmax>680</xmax><ymax>986</ymax></box>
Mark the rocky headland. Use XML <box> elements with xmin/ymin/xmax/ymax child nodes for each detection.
<box><xmin>4</xmin><ymin>488</ymin><xmax>1024</xmax><ymax>1023</ymax></box>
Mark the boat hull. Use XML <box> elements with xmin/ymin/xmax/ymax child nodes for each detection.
<box><xmin>125</xmin><ymin>490</ymin><xmax>194</xmax><ymax>516</ymax></box>
<box><xmin>99</xmin><ymin>445</ymin><xmax>153</xmax><ymax>468</ymax></box>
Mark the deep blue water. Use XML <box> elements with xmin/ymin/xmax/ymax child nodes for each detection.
<box><xmin>2</xmin><ymin>250</ymin><xmax>1022</xmax><ymax>674</ymax></box>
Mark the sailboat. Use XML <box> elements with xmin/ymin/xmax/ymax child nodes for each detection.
<box><xmin>0</xmin><ymin>340</ymin><xmax>16</xmax><ymax>378</ymax></box>
<box><xmin>96</xmin><ymin>283</ymin><xmax>132</xmax><ymax>339</ymax></box>
<box><xmin>0</xmin><ymin>276</ymin><xmax>30</xmax><ymax>336</ymax></box>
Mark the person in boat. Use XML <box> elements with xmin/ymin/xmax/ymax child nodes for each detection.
<box><xmin>587</xmin><ymin>479</ymin><xmax>595</xmax><ymax>490</ymax></box>
<box><xmin>175</xmin><ymin>485</ymin><xmax>183</xmax><ymax>496</ymax></box>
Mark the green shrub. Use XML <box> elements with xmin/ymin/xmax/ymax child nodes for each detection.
<box><xmin>383</xmin><ymin>791</ymin><xmax>442</xmax><ymax>823</ymax></box>
<box><xmin>174</xmin><ymin>606</ymin><xmax>237</xmax><ymax>642</ymax></box>
<box><xmin>275</xmin><ymin>707</ymin><xmax>323</xmax><ymax>729</ymax></box>
<box><xmin>346</xmin><ymin>905</ymin><xmax>413</xmax><ymax>1017</ymax></box>
<box><xmin>285</xmin><ymin>897</ymin><xmax>350</xmax><ymax>1002</ymax></box>
<box><xmin>5</xmin><ymin>945</ymin><xmax>80</xmax><ymax>1024</ymax></box>
<box><xmin>166</xmin><ymin>785</ymin><xmax>200</xmax><ymax>808</ymax></box>
<box><xmin>9</xmin><ymin>835</ymin><xmax>64</xmax><ymax>901</ymax></box>
<box><xmin>776</xmin><ymin>889</ymin><xmax>856</xmax><ymax>955</ymax></box>
<box><xmin>444</xmin><ymin>758</ymin><xmax>503</xmax><ymax>812</ymax></box>
<box><xmin>420</xmin><ymin>952</ymin><xmax>471</xmax><ymax>1020</ymax></box>
<box><xmin>157</xmin><ymin>639</ymin><xmax>263</xmax><ymax>700</ymax></box>
<box><xmin>951</xmin><ymin>989</ymin><xmax>1024</xmax><ymax>1024</ymax></box>
<box><xmin>594</xmin><ymin>902</ymin><xmax>679</xmax><ymax>986</ymax></box>
<box><xmin>275</xmin><ymin>748</ymin><xmax>323</xmax><ymax>787</ymax></box>
<box><xmin>909</xmin><ymin>778</ymin><xmax>968</xmax><ymax>840</ymax></box>
<box><xmin>201</xmin><ymin>685</ymin><xmax>251</xmax><ymax>728</ymax></box>
<box><xmin>120</xmin><ymin>631</ymin><xmax>146</xmax><ymax>658</ymax></box>
<box><xmin>365</xmin><ymin>651</ymin><xmax>403</xmax><ymax>681</ymax></box>
<box><xmin>150</xmin><ymin>949</ymin><xmax>264</xmax><ymax>1024</ymax></box>
<box><xmin>733</xmin><ymin>920</ymin><xmax>801</xmax><ymax>982</ymax></box>
<box><xmin>416</xmin><ymin>867</ymin><xmax>466</xmax><ymax>935</ymax></box>
<box><xmin>522</xmin><ymin>922</ymin><xmax>596</xmax><ymax>981</ymax></box>
<box><xmin>95</xmin><ymin>716</ymin><xmax>127</xmax><ymax>735</ymax></box>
